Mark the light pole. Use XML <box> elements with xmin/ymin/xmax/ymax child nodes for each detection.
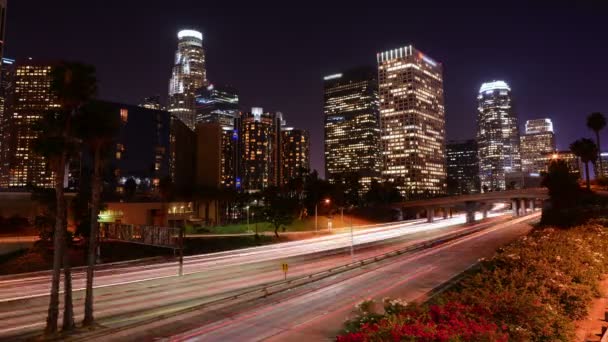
<box><xmin>350</xmin><ymin>213</ymin><xmax>354</xmax><ymax>258</ymax></box>
<box><xmin>315</xmin><ymin>203</ymin><xmax>318</xmax><ymax>233</ymax></box>
<box><xmin>315</xmin><ymin>198</ymin><xmax>331</xmax><ymax>233</ymax></box>
<box><xmin>246</xmin><ymin>205</ymin><xmax>250</xmax><ymax>232</ymax></box>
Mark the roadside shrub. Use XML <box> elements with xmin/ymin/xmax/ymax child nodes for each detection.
<box><xmin>339</xmin><ymin>301</ymin><xmax>508</xmax><ymax>342</ymax></box>
<box><xmin>338</xmin><ymin>221</ymin><xmax>608</xmax><ymax>341</ymax></box>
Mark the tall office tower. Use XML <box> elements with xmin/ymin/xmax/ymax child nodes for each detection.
<box><xmin>323</xmin><ymin>66</ymin><xmax>381</xmax><ymax>190</ymax></box>
<box><xmin>195</xmin><ymin>84</ymin><xmax>239</xmax><ymax>127</ymax></box>
<box><xmin>446</xmin><ymin>140</ymin><xmax>480</xmax><ymax>195</ymax></box>
<box><xmin>0</xmin><ymin>57</ymin><xmax>14</xmax><ymax>167</ymax></box>
<box><xmin>280</xmin><ymin>127</ymin><xmax>309</xmax><ymax>185</ymax></box>
<box><xmin>140</xmin><ymin>95</ymin><xmax>162</xmax><ymax>110</ymax></box>
<box><xmin>237</xmin><ymin>107</ymin><xmax>282</xmax><ymax>192</ymax></box>
<box><xmin>520</xmin><ymin>118</ymin><xmax>556</xmax><ymax>174</ymax></box>
<box><xmin>377</xmin><ymin>46</ymin><xmax>446</xmax><ymax>196</ymax></box>
<box><xmin>0</xmin><ymin>59</ymin><xmax>58</xmax><ymax>188</ymax></box>
<box><xmin>168</xmin><ymin>29</ymin><xmax>207</xmax><ymax>130</ymax></box>
<box><xmin>476</xmin><ymin>80</ymin><xmax>521</xmax><ymax>191</ymax></box>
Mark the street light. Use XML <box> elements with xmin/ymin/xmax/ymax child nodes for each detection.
<box><xmin>350</xmin><ymin>210</ymin><xmax>354</xmax><ymax>258</ymax></box>
<box><xmin>246</xmin><ymin>205</ymin><xmax>250</xmax><ymax>232</ymax></box>
<box><xmin>315</xmin><ymin>198</ymin><xmax>331</xmax><ymax>232</ymax></box>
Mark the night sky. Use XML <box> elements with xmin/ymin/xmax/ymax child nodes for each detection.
<box><xmin>7</xmin><ymin>1</ymin><xmax>607</xmax><ymax>178</ymax></box>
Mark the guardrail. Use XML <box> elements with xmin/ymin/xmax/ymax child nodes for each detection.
<box><xmin>65</xmin><ymin>213</ymin><xmax>540</xmax><ymax>342</ymax></box>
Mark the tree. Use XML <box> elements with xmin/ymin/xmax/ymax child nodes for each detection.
<box><xmin>542</xmin><ymin>159</ymin><xmax>580</xmax><ymax>210</ymax></box>
<box><xmin>587</xmin><ymin>112</ymin><xmax>606</xmax><ymax>177</ymax></box>
<box><xmin>263</xmin><ymin>189</ymin><xmax>298</xmax><ymax>238</ymax></box>
<box><xmin>34</xmin><ymin>62</ymin><xmax>97</xmax><ymax>334</ymax></box>
<box><xmin>75</xmin><ymin>101</ymin><xmax>120</xmax><ymax>327</ymax></box>
<box><xmin>364</xmin><ymin>180</ymin><xmax>403</xmax><ymax>205</ymax></box>
<box><xmin>570</xmin><ymin>138</ymin><xmax>598</xmax><ymax>191</ymax></box>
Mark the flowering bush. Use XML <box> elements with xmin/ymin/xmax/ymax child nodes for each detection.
<box><xmin>338</xmin><ymin>222</ymin><xmax>608</xmax><ymax>341</ymax></box>
<box><xmin>338</xmin><ymin>301</ymin><xmax>507</xmax><ymax>341</ymax></box>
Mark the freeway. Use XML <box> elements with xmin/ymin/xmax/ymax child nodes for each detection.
<box><xmin>0</xmin><ymin>210</ymin><xmax>517</xmax><ymax>340</ymax></box>
<box><xmin>114</xmin><ymin>213</ymin><xmax>538</xmax><ymax>342</ymax></box>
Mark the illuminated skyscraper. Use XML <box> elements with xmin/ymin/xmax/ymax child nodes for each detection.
<box><xmin>281</xmin><ymin>128</ymin><xmax>309</xmax><ymax>185</ymax></box>
<box><xmin>0</xmin><ymin>59</ymin><xmax>58</xmax><ymax>188</ymax></box>
<box><xmin>476</xmin><ymin>80</ymin><xmax>521</xmax><ymax>191</ymax></box>
<box><xmin>168</xmin><ymin>29</ymin><xmax>207</xmax><ymax>130</ymax></box>
<box><xmin>236</xmin><ymin>107</ymin><xmax>283</xmax><ymax>192</ymax></box>
<box><xmin>140</xmin><ymin>95</ymin><xmax>162</xmax><ymax>110</ymax></box>
<box><xmin>323</xmin><ymin>66</ymin><xmax>381</xmax><ymax>189</ymax></box>
<box><xmin>0</xmin><ymin>0</ymin><xmax>9</xmax><ymax>165</ymax></box>
<box><xmin>446</xmin><ymin>140</ymin><xmax>480</xmax><ymax>195</ymax></box>
<box><xmin>377</xmin><ymin>45</ymin><xmax>446</xmax><ymax>195</ymax></box>
<box><xmin>520</xmin><ymin>118</ymin><xmax>556</xmax><ymax>175</ymax></box>
<box><xmin>0</xmin><ymin>57</ymin><xmax>14</xmax><ymax>166</ymax></box>
<box><xmin>195</xmin><ymin>84</ymin><xmax>239</xmax><ymax>127</ymax></box>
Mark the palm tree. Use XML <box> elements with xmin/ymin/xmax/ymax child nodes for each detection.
<box><xmin>587</xmin><ymin>112</ymin><xmax>606</xmax><ymax>177</ymax></box>
<box><xmin>75</xmin><ymin>102</ymin><xmax>119</xmax><ymax>326</ymax></box>
<box><xmin>570</xmin><ymin>138</ymin><xmax>598</xmax><ymax>191</ymax></box>
<box><xmin>36</xmin><ymin>62</ymin><xmax>97</xmax><ymax>334</ymax></box>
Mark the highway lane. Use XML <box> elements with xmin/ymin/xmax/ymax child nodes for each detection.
<box><xmin>103</xmin><ymin>212</ymin><xmax>538</xmax><ymax>342</ymax></box>
<box><xmin>0</xmin><ymin>212</ymin><xmax>492</xmax><ymax>302</ymax></box>
<box><xmin>0</xmin><ymin>212</ymin><xmax>506</xmax><ymax>340</ymax></box>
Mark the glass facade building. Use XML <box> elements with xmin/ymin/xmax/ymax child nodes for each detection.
<box><xmin>195</xmin><ymin>83</ymin><xmax>239</xmax><ymax>127</ymax></box>
<box><xmin>140</xmin><ymin>95</ymin><xmax>162</xmax><ymax>110</ymax></box>
<box><xmin>520</xmin><ymin>118</ymin><xmax>556</xmax><ymax>175</ymax></box>
<box><xmin>377</xmin><ymin>45</ymin><xmax>446</xmax><ymax>196</ymax></box>
<box><xmin>476</xmin><ymin>80</ymin><xmax>521</xmax><ymax>191</ymax></box>
<box><xmin>168</xmin><ymin>29</ymin><xmax>207</xmax><ymax>130</ymax></box>
<box><xmin>323</xmin><ymin>66</ymin><xmax>381</xmax><ymax>190</ymax></box>
<box><xmin>446</xmin><ymin>140</ymin><xmax>480</xmax><ymax>195</ymax></box>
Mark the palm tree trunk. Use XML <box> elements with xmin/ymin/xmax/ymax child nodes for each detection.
<box><xmin>586</xmin><ymin>161</ymin><xmax>591</xmax><ymax>190</ymax></box>
<box><xmin>597</xmin><ymin>131</ymin><xmax>603</xmax><ymax>177</ymax></box>
<box><xmin>62</xmin><ymin>241</ymin><xmax>75</xmax><ymax>331</ymax></box>
<box><xmin>59</xmin><ymin>162</ymin><xmax>75</xmax><ymax>331</ymax></box>
<box><xmin>205</xmin><ymin>202</ymin><xmax>210</xmax><ymax>226</ymax></box>
<box><xmin>45</xmin><ymin>155</ymin><xmax>67</xmax><ymax>335</ymax></box>
<box><xmin>83</xmin><ymin>146</ymin><xmax>101</xmax><ymax>326</ymax></box>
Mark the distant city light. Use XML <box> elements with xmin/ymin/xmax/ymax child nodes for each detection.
<box><xmin>479</xmin><ymin>80</ymin><xmax>511</xmax><ymax>93</ymax></box>
<box><xmin>177</xmin><ymin>29</ymin><xmax>203</xmax><ymax>40</ymax></box>
<box><xmin>323</xmin><ymin>73</ymin><xmax>342</xmax><ymax>80</ymax></box>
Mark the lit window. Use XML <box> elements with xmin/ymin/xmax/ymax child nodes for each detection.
<box><xmin>120</xmin><ymin>108</ymin><xmax>128</xmax><ymax>123</ymax></box>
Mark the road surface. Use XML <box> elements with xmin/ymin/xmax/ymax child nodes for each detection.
<box><xmin>0</xmin><ymin>236</ymin><xmax>37</xmax><ymax>256</ymax></box>
<box><xmin>89</xmin><ymin>213</ymin><xmax>538</xmax><ymax>342</ymax></box>
<box><xmin>0</xmin><ymin>211</ymin><xmax>524</xmax><ymax>340</ymax></box>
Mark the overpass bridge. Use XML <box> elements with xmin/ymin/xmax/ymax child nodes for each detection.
<box><xmin>393</xmin><ymin>188</ymin><xmax>549</xmax><ymax>224</ymax></box>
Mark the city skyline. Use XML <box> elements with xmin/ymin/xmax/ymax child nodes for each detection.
<box><xmin>5</xmin><ymin>2</ymin><xmax>608</xmax><ymax>178</ymax></box>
